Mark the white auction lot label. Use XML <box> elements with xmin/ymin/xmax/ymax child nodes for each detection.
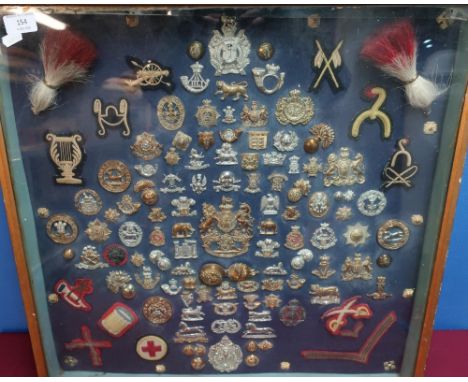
<box><xmin>3</xmin><ymin>13</ymin><xmax>37</xmax><ymax>35</ymax></box>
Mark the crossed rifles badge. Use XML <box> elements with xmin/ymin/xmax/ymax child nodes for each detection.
<box><xmin>309</xmin><ymin>40</ymin><xmax>344</xmax><ymax>91</ymax></box>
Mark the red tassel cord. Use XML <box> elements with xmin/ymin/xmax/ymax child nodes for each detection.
<box><xmin>29</xmin><ymin>29</ymin><xmax>97</xmax><ymax>115</ymax></box>
<box><xmin>360</xmin><ymin>20</ymin><xmax>443</xmax><ymax>110</ymax></box>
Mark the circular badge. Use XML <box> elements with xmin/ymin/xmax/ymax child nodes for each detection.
<box><xmin>257</xmin><ymin>41</ymin><xmax>274</xmax><ymax>60</ymax></box>
<box><xmin>199</xmin><ymin>263</ymin><xmax>225</xmax><ymax>286</ymax></box>
<box><xmin>357</xmin><ymin>190</ymin><xmax>387</xmax><ymax>216</ymax></box>
<box><xmin>118</xmin><ymin>221</ymin><xmax>143</xmax><ymax>247</ymax></box>
<box><xmin>98</xmin><ymin>160</ymin><xmax>132</xmax><ymax>193</ymax></box>
<box><xmin>187</xmin><ymin>40</ymin><xmax>205</xmax><ymax>60</ymax></box>
<box><xmin>310</xmin><ymin>223</ymin><xmax>337</xmax><ymax>250</ymax></box>
<box><xmin>103</xmin><ymin>244</ymin><xmax>128</xmax><ymax>266</ymax></box>
<box><xmin>142</xmin><ymin>296</ymin><xmax>173</xmax><ymax>324</ymax></box>
<box><xmin>377</xmin><ymin>219</ymin><xmax>410</xmax><ymax>250</ymax></box>
<box><xmin>298</xmin><ymin>248</ymin><xmax>314</xmax><ymax>262</ymax></box>
<box><xmin>279</xmin><ymin>299</ymin><xmax>306</xmax><ymax>327</ymax></box>
<box><xmin>245</xmin><ymin>354</ymin><xmax>260</xmax><ymax>367</ymax></box>
<box><xmin>273</xmin><ymin>130</ymin><xmax>299</xmax><ymax>152</ymax></box>
<box><xmin>376</xmin><ymin>253</ymin><xmax>393</xmax><ymax>268</ymax></box>
<box><xmin>74</xmin><ymin>189</ymin><xmax>102</xmax><ymax>216</ymax></box>
<box><xmin>136</xmin><ymin>335</ymin><xmax>168</xmax><ymax>361</ymax></box>
<box><xmin>46</xmin><ymin>214</ymin><xmax>78</xmax><ymax>244</ymax></box>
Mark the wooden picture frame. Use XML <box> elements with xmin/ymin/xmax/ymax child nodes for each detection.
<box><xmin>0</xmin><ymin>5</ymin><xmax>467</xmax><ymax>376</ymax></box>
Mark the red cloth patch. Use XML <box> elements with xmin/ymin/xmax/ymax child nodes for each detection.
<box><xmin>97</xmin><ymin>302</ymin><xmax>138</xmax><ymax>338</ymax></box>
<box><xmin>54</xmin><ymin>278</ymin><xmax>93</xmax><ymax>312</ymax></box>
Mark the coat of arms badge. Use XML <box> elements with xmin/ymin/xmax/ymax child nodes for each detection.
<box><xmin>199</xmin><ymin>196</ymin><xmax>253</xmax><ymax>258</ymax></box>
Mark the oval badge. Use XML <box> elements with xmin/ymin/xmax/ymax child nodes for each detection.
<box><xmin>308</xmin><ymin>191</ymin><xmax>329</xmax><ymax>218</ymax></box>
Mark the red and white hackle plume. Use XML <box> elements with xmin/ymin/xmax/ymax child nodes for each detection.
<box><xmin>361</xmin><ymin>20</ymin><xmax>443</xmax><ymax>110</ymax></box>
<box><xmin>29</xmin><ymin>29</ymin><xmax>97</xmax><ymax>115</ymax></box>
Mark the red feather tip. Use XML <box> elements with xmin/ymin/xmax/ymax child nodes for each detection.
<box><xmin>360</xmin><ymin>20</ymin><xmax>416</xmax><ymax>67</ymax></box>
<box><xmin>42</xmin><ymin>28</ymin><xmax>97</xmax><ymax>70</ymax></box>
<box><xmin>363</xmin><ymin>86</ymin><xmax>378</xmax><ymax>99</ymax></box>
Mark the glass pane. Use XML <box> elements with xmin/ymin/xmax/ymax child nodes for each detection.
<box><xmin>0</xmin><ymin>5</ymin><xmax>466</xmax><ymax>375</ymax></box>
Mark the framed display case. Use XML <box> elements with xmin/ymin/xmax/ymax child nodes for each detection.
<box><xmin>0</xmin><ymin>5</ymin><xmax>467</xmax><ymax>377</ymax></box>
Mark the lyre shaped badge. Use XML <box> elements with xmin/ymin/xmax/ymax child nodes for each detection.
<box><xmin>45</xmin><ymin>132</ymin><xmax>84</xmax><ymax>185</ymax></box>
<box><xmin>309</xmin><ymin>40</ymin><xmax>343</xmax><ymax>91</ymax></box>
<box><xmin>351</xmin><ymin>87</ymin><xmax>392</xmax><ymax>139</ymax></box>
<box><xmin>381</xmin><ymin>138</ymin><xmax>418</xmax><ymax>190</ymax></box>
<box><xmin>126</xmin><ymin>56</ymin><xmax>174</xmax><ymax>92</ymax></box>
<box><xmin>93</xmin><ymin>98</ymin><xmax>131</xmax><ymax>138</ymax></box>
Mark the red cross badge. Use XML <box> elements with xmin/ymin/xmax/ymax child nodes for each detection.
<box><xmin>136</xmin><ymin>335</ymin><xmax>168</xmax><ymax>361</ymax></box>
<box><xmin>54</xmin><ymin>279</ymin><xmax>93</xmax><ymax>312</ymax></box>
<box><xmin>98</xmin><ymin>302</ymin><xmax>138</xmax><ymax>338</ymax></box>
<box><xmin>321</xmin><ymin>296</ymin><xmax>372</xmax><ymax>337</ymax></box>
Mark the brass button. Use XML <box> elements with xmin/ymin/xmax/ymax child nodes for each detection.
<box><xmin>257</xmin><ymin>42</ymin><xmax>274</xmax><ymax>60</ymax></box>
<box><xmin>199</xmin><ymin>263</ymin><xmax>225</xmax><ymax>286</ymax></box>
<box><xmin>245</xmin><ymin>354</ymin><xmax>260</xmax><ymax>367</ymax></box>
<box><xmin>142</xmin><ymin>296</ymin><xmax>173</xmax><ymax>324</ymax></box>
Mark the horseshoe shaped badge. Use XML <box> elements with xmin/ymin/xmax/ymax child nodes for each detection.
<box><xmin>93</xmin><ymin>98</ymin><xmax>131</xmax><ymax>138</ymax></box>
<box><xmin>351</xmin><ymin>86</ymin><xmax>392</xmax><ymax>139</ymax></box>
